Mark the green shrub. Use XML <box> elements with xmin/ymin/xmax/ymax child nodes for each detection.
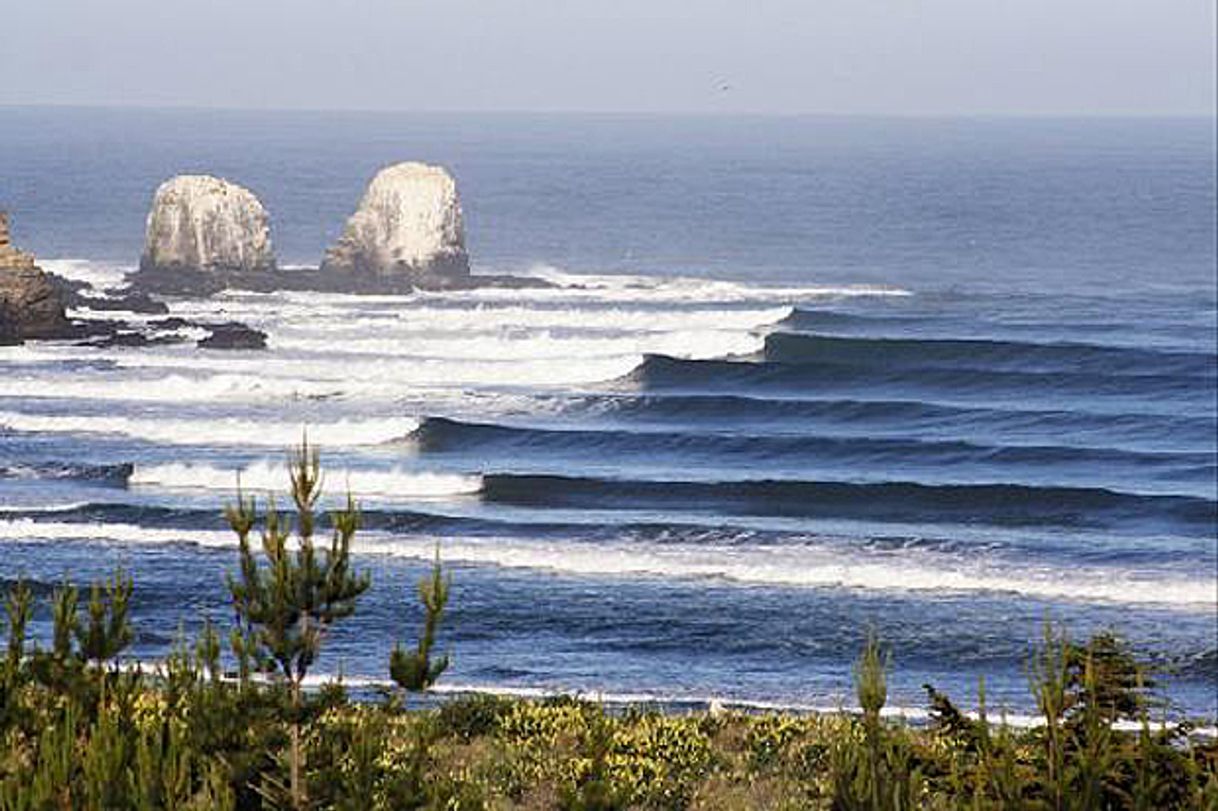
<box><xmin>438</xmin><ymin>693</ymin><xmax>513</xmax><ymax>742</ymax></box>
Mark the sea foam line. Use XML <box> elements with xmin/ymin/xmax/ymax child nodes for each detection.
<box><xmin>0</xmin><ymin>519</ymin><xmax>235</xmax><ymax>548</ymax></box>
<box><xmin>363</xmin><ymin>535</ymin><xmax>1217</xmax><ymax>610</ymax></box>
<box><xmin>4</xmin><ymin>518</ymin><xmax>1209</xmax><ymax>610</ymax></box>
<box><xmin>175</xmin><ymin>300</ymin><xmax>795</xmax><ymax>334</ymax></box>
<box><xmin>131</xmin><ymin>461</ymin><xmax>482</xmax><ymax>500</ymax></box>
<box><xmin>439</xmin><ymin>266</ymin><xmax>913</xmax><ymax>304</ymax></box>
<box><xmin>0</xmin><ymin>411</ymin><xmax>418</xmax><ymax>447</ymax></box>
<box><xmin>270</xmin><ymin>329</ymin><xmax>765</xmax><ymax>362</ymax></box>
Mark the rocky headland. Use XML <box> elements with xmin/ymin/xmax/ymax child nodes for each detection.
<box><xmin>0</xmin><ymin>212</ymin><xmax>72</xmax><ymax>342</ymax></box>
<box><xmin>0</xmin><ymin>211</ymin><xmax>265</xmax><ymax>350</ymax></box>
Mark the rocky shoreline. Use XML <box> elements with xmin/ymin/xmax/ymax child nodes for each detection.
<box><xmin>0</xmin><ymin>212</ymin><xmax>267</xmax><ymax>350</ymax></box>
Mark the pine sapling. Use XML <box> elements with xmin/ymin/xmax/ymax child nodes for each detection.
<box><xmin>854</xmin><ymin>629</ymin><xmax>889</xmax><ymax>809</ymax></box>
<box><xmin>3</xmin><ymin>579</ymin><xmax>31</xmax><ymax>677</ymax></box>
<box><xmin>390</xmin><ymin>547</ymin><xmax>451</xmax><ymax>699</ymax></box>
<box><xmin>225</xmin><ymin>436</ymin><xmax>371</xmax><ymax>811</ymax></box>
<box><xmin>76</xmin><ymin>568</ymin><xmax>134</xmax><ymax>669</ymax></box>
<box><xmin>1030</xmin><ymin>621</ymin><xmax>1071</xmax><ymax>811</ymax></box>
<box><xmin>1</xmin><ymin>579</ymin><xmax>32</xmax><ymax>721</ymax></box>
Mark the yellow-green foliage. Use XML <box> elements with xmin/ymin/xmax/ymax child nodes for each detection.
<box><xmin>606</xmin><ymin>711</ymin><xmax>714</xmax><ymax>806</ymax></box>
<box><xmin>497</xmin><ymin>700</ymin><xmax>594</xmax><ymax>794</ymax></box>
<box><xmin>2</xmin><ymin>677</ymin><xmax>1218</xmax><ymax>810</ymax></box>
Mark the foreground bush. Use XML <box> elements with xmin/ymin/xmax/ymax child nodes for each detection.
<box><xmin>1</xmin><ymin>655</ymin><xmax>1215</xmax><ymax>809</ymax></box>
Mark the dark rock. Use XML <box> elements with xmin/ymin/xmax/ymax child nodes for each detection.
<box><xmin>129</xmin><ymin>263</ymin><xmax>556</xmax><ymax>297</ymax></box>
<box><xmin>197</xmin><ymin>322</ymin><xmax>267</xmax><ymax>350</ymax></box>
<box><xmin>147</xmin><ymin>317</ymin><xmax>191</xmax><ymax>330</ymax></box>
<box><xmin>92</xmin><ymin>331</ymin><xmax>186</xmax><ymax>349</ymax></box>
<box><xmin>75</xmin><ymin>289</ymin><xmax>170</xmax><ymax>315</ymax></box>
<box><xmin>126</xmin><ymin>265</ymin><xmax>228</xmax><ymax>296</ymax></box>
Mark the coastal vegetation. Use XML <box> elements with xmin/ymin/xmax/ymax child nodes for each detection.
<box><xmin>0</xmin><ymin>444</ymin><xmax>1214</xmax><ymax>809</ymax></box>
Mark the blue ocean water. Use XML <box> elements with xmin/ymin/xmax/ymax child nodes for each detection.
<box><xmin>0</xmin><ymin>107</ymin><xmax>1215</xmax><ymax>716</ymax></box>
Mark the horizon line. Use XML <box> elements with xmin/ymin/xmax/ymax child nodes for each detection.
<box><xmin>1</xmin><ymin>101</ymin><xmax>1215</xmax><ymax>121</ymax></box>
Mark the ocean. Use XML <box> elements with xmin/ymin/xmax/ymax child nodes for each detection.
<box><xmin>0</xmin><ymin>107</ymin><xmax>1215</xmax><ymax>717</ymax></box>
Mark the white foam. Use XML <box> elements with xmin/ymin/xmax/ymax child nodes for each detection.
<box><xmin>38</xmin><ymin>258</ymin><xmax>133</xmax><ymax>291</ymax></box>
<box><xmin>0</xmin><ymin>519</ymin><xmax>234</xmax><ymax>548</ymax></box>
<box><xmin>278</xmin><ymin>304</ymin><xmax>792</xmax><ymax>334</ymax></box>
<box><xmin>448</xmin><ymin>266</ymin><xmax>913</xmax><ymax>304</ymax></box>
<box><xmin>271</xmin><ymin>328</ymin><xmax>765</xmax><ymax>362</ymax></box>
<box><xmin>0</xmin><ymin>371</ymin><xmax>406</xmax><ymax>404</ymax></box>
<box><xmin>0</xmin><ymin>501</ymin><xmax>91</xmax><ymax>514</ymax></box>
<box><xmin>0</xmin><ymin>411</ymin><xmax>417</xmax><ymax>447</ymax></box>
<box><xmin>1</xmin><ymin>512</ymin><xmax>1209</xmax><ymax>610</ymax></box>
<box><xmin>0</xmin><ymin>273</ymin><xmax>813</xmax><ymax>398</ymax></box>
<box><xmin>363</xmin><ymin>535</ymin><xmax>1217</xmax><ymax>610</ymax></box>
<box><xmin>97</xmin><ymin>350</ymin><xmax>644</xmax><ymax>389</ymax></box>
<box><xmin>132</xmin><ymin>461</ymin><xmax>482</xmax><ymax>500</ymax></box>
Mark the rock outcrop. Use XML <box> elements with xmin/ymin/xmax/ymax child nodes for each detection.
<box><xmin>137</xmin><ymin>175</ymin><xmax>275</xmax><ymax>292</ymax></box>
<box><xmin>197</xmin><ymin>322</ymin><xmax>267</xmax><ymax>350</ymax></box>
<box><xmin>0</xmin><ymin>212</ymin><xmax>71</xmax><ymax>342</ymax></box>
<box><xmin>321</xmin><ymin>162</ymin><xmax>469</xmax><ymax>285</ymax></box>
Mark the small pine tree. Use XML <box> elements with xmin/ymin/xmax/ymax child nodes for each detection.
<box><xmin>1030</xmin><ymin>621</ymin><xmax>1072</xmax><ymax>811</ymax></box>
<box><xmin>854</xmin><ymin>630</ymin><xmax>888</xmax><ymax>809</ymax></box>
<box><xmin>3</xmin><ymin>579</ymin><xmax>31</xmax><ymax>675</ymax></box>
<box><xmin>0</xmin><ymin>580</ymin><xmax>31</xmax><ymax>736</ymax></box>
<box><xmin>77</xmin><ymin>568</ymin><xmax>134</xmax><ymax>668</ymax></box>
<box><xmin>225</xmin><ymin>436</ymin><xmax>371</xmax><ymax>811</ymax></box>
<box><xmin>390</xmin><ymin>548</ymin><xmax>451</xmax><ymax>698</ymax></box>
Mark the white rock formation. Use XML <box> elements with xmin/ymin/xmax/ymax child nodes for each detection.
<box><xmin>321</xmin><ymin>162</ymin><xmax>469</xmax><ymax>280</ymax></box>
<box><xmin>140</xmin><ymin>175</ymin><xmax>275</xmax><ymax>274</ymax></box>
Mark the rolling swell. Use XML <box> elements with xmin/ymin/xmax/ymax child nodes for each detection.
<box><xmin>3</xmin><ymin>499</ymin><xmax>1204</xmax><ymax>566</ymax></box>
<box><xmin>561</xmin><ymin>394</ymin><xmax>1217</xmax><ymax>451</ymax></box>
<box><xmin>0</xmin><ymin>501</ymin><xmax>469</xmax><ymax>535</ymax></box>
<box><xmin>624</xmin><ymin>353</ymin><xmax>1211</xmax><ymax>411</ymax></box>
<box><xmin>762</xmin><ymin>332</ymin><xmax>1217</xmax><ymax>377</ymax></box>
<box><xmin>778</xmin><ymin>307</ymin><xmax>1214</xmax><ymax>351</ymax></box>
<box><xmin>481</xmin><ymin>474</ymin><xmax>1216</xmax><ymax>534</ymax></box>
<box><xmin>411</xmin><ymin>416</ymin><xmax>1213</xmax><ymax>490</ymax></box>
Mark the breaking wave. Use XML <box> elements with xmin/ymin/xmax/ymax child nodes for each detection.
<box><xmin>365</xmin><ymin>534</ymin><xmax>1215</xmax><ymax>609</ymax></box>
<box><xmin>131</xmin><ymin>461</ymin><xmax>482</xmax><ymax>500</ymax></box>
<box><xmin>0</xmin><ymin>411</ymin><xmax>418</xmax><ymax>447</ymax></box>
<box><xmin>0</xmin><ymin>517</ymin><xmax>1209</xmax><ymax>609</ymax></box>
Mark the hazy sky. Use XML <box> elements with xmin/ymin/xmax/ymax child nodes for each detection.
<box><xmin>3</xmin><ymin>0</ymin><xmax>1214</xmax><ymax>115</ymax></box>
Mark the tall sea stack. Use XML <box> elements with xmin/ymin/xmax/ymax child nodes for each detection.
<box><xmin>136</xmin><ymin>175</ymin><xmax>275</xmax><ymax>293</ymax></box>
<box><xmin>321</xmin><ymin>162</ymin><xmax>469</xmax><ymax>286</ymax></box>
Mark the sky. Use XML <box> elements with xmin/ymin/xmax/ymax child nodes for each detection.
<box><xmin>2</xmin><ymin>0</ymin><xmax>1215</xmax><ymax>116</ymax></box>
